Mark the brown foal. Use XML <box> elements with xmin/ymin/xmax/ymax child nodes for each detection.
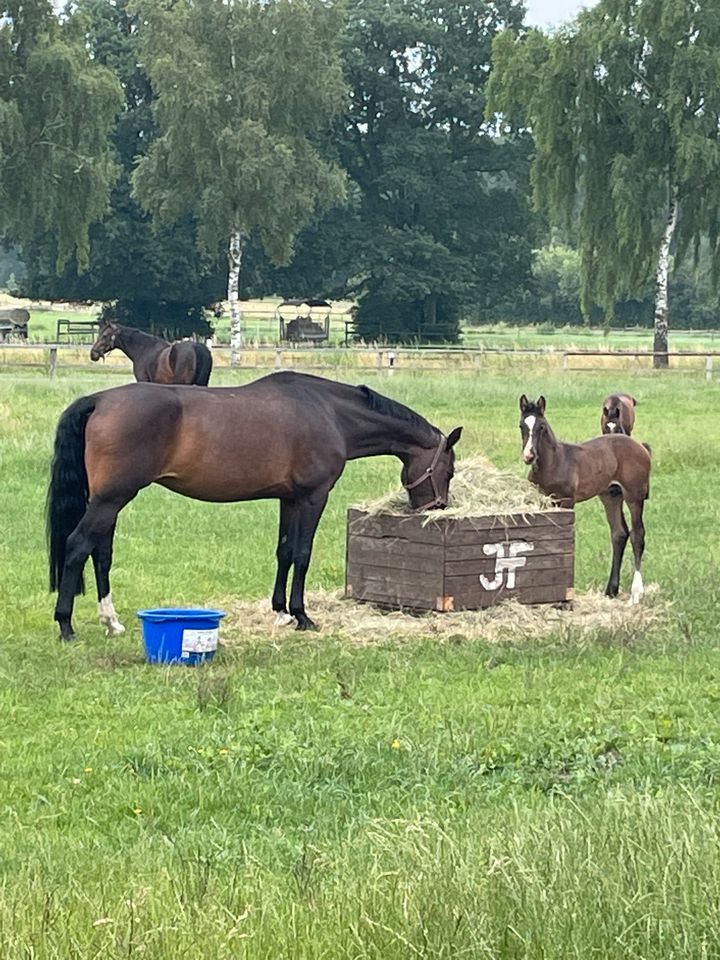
<box><xmin>600</xmin><ymin>393</ymin><xmax>636</xmax><ymax>436</ymax></box>
<box><xmin>519</xmin><ymin>395</ymin><xmax>651</xmax><ymax>603</ymax></box>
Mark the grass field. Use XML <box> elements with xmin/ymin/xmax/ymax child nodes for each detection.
<box><xmin>2</xmin><ymin>363</ymin><xmax>720</xmax><ymax>958</ymax></box>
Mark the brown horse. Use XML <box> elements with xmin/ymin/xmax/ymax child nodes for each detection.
<box><xmin>47</xmin><ymin>372</ymin><xmax>462</xmax><ymax>640</ymax></box>
<box><xmin>90</xmin><ymin>321</ymin><xmax>212</xmax><ymax>385</ymax></box>
<box><xmin>600</xmin><ymin>393</ymin><xmax>636</xmax><ymax>436</ymax></box>
<box><xmin>519</xmin><ymin>395</ymin><xmax>651</xmax><ymax>603</ymax></box>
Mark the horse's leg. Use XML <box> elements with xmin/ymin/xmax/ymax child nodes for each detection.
<box><xmin>626</xmin><ymin>499</ymin><xmax>646</xmax><ymax>604</ymax></box>
<box><xmin>599</xmin><ymin>489</ymin><xmax>629</xmax><ymax>598</ymax></box>
<box><xmin>288</xmin><ymin>490</ymin><xmax>330</xmax><ymax>631</ymax></box>
<box><xmin>92</xmin><ymin>521</ymin><xmax>125</xmax><ymax>636</ymax></box>
<box><xmin>271</xmin><ymin>499</ymin><xmax>298</xmax><ymax>627</ymax></box>
<box><xmin>55</xmin><ymin>496</ymin><xmax>128</xmax><ymax>640</ymax></box>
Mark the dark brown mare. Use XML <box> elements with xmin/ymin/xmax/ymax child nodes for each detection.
<box><xmin>519</xmin><ymin>395</ymin><xmax>651</xmax><ymax>603</ymax></box>
<box><xmin>601</xmin><ymin>393</ymin><xmax>636</xmax><ymax>435</ymax></box>
<box><xmin>47</xmin><ymin>372</ymin><xmax>462</xmax><ymax>640</ymax></box>
<box><xmin>90</xmin><ymin>321</ymin><xmax>213</xmax><ymax>385</ymax></box>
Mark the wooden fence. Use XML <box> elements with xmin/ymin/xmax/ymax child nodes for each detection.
<box><xmin>2</xmin><ymin>342</ymin><xmax>720</xmax><ymax>379</ymax></box>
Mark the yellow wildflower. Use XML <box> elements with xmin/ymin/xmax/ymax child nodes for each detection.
<box><xmin>391</xmin><ymin>739</ymin><xmax>402</xmax><ymax>750</ymax></box>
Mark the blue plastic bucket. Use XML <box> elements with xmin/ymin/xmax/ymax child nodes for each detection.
<box><xmin>137</xmin><ymin>608</ymin><xmax>226</xmax><ymax>665</ymax></box>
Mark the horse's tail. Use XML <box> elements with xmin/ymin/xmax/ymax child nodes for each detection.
<box><xmin>642</xmin><ymin>442</ymin><xmax>652</xmax><ymax>456</ymax></box>
<box><xmin>192</xmin><ymin>342</ymin><xmax>213</xmax><ymax>386</ymax></box>
<box><xmin>47</xmin><ymin>395</ymin><xmax>96</xmax><ymax>593</ymax></box>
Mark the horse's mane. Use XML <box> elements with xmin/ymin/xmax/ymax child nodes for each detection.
<box><xmin>358</xmin><ymin>385</ymin><xmax>436</xmax><ymax>434</ymax></box>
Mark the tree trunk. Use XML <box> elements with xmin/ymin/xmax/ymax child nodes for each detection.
<box><xmin>228</xmin><ymin>230</ymin><xmax>244</xmax><ymax>367</ymax></box>
<box><xmin>652</xmin><ymin>187</ymin><xmax>678</xmax><ymax>370</ymax></box>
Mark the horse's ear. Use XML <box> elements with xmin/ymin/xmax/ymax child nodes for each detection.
<box><xmin>537</xmin><ymin>396</ymin><xmax>546</xmax><ymax>415</ymax></box>
<box><xmin>519</xmin><ymin>394</ymin><xmax>529</xmax><ymax>413</ymax></box>
<box><xmin>446</xmin><ymin>426</ymin><xmax>462</xmax><ymax>450</ymax></box>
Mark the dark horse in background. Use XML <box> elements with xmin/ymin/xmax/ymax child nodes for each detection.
<box><xmin>600</xmin><ymin>393</ymin><xmax>636</xmax><ymax>436</ymax></box>
<box><xmin>519</xmin><ymin>395</ymin><xmax>651</xmax><ymax>604</ymax></box>
<box><xmin>47</xmin><ymin>372</ymin><xmax>462</xmax><ymax>640</ymax></box>
<box><xmin>90</xmin><ymin>321</ymin><xmax>213</xmax><ymax>385</ymax></box>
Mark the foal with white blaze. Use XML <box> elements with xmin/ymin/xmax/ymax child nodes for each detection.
<box><xmin>519</xmin><ymin>395</ymin><xmax>652</xmax><ymax>604</ymax></box>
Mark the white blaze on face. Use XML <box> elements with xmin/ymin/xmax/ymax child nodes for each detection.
<box><xmin>522</xmin><ymin>415</ymin><xmax>537</xmax><ymax>463</ymax></box>
<box><xmin>98</xmin><ymin>593</ymin><xmax>125</xmax><ymax>636</ymax></box>
<box><xmin>607</xmin><ymin>421</ymin><xmax>617</xmax><ymax>432</ymax></box>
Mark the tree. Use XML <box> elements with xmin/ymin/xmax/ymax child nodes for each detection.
<box><xmin>488</xmin><ymin>0</ymin><xmax>720</xmax><ymax>366</ymax></box>
<box><xmin>333</xmin><ymin>0</ymin><xmax>534</xmax><ymax>342</ymax></box>
<box><xmin>0</xmin><ymin>0</ymin><xmax>122</xmax><ymax>271</ymax></box>
<box><xmin>132</xmin><ymin>0</ymin><xmax>347</xmax><ymax>362</ymax></box>
<box><xmin>18</xmin><ymin>0</ymin><xmax>226</xmax><ymax>337</ymax></box>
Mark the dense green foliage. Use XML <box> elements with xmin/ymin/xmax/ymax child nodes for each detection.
<box><xmin>1</xmin><ymin>363</ymin><xmax>720</xmax><ymax>955</ymax></box>
<box><xmin>492</xmin><ymin>241</ymin><xmax>720</xmax><ymax>329</ymax></box>
<box><xmin>132</xmin><ymin>0</ymin><xmax>347</xmax><ymax>269</ymax></box>
<box><xmin>17</xmin><ymin>0</ymin><xmax>225</xmax><ymax>337</ymax></box>
<box><xmin>0</xmin><ymin>0</ymin><xmax>122</xmax><ymax>270</ymax></box>
<box><xmin>250</xmin><ymin>0</ymin><xmax>535</xmax><ymax>343</ymax></box>
<box><xmin>488</xmin><ymin>0</ymin><xmax>720</xmax><ymax>350</ymax></box>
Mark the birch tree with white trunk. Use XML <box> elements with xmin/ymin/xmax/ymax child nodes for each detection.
<box><xmin>488</xmin><ymin>0</ymin><xmax>720</xmax><ymax>368</ymax></box>
<box><xmin>132</xmin><ymin>0</ymin><xmax>346</xmax><ymax>363</ymax></box>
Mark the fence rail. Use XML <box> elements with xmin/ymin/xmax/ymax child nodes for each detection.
<box><xmin>2</xmin><ymin>341</ymin><xmax>720</xmax><ymax>379</ymax></box>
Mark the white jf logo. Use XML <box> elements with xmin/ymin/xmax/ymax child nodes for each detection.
<box><xmin>479</xmin><ymin>541</ymin><xmax>534</xmax><ymax>590</ymax></box>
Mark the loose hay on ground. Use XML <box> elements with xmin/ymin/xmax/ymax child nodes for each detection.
<box><xmin>221</xmin><ymin>585</ymin><xmax>667</xmax><ymax>647</ymax></box>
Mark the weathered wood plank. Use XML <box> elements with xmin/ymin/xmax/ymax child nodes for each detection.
<box><xmin>447</xmin><ymin>511</ymin><xmax>574</xmax><ymax>533</ymax></box>
<box><xmin>348</xmin><ymin>535</ymin><xmax>444</xmax><ymax>561</ymax></box>
<box><xmin>445</xmin><ymin>538</ymin><xmax>574</xmax><ymax>562</ymax></box>
<box><xmin>347</xmin><ymin>560</ymin><xmax>443</xmax><ymax>587</ymax></box>
<box><xmin>444</xmin><ymin>553</ymin><xmax>574</xmax><ymax>578</ymax></box>
<box><xmin>445</xmin><ymin>583</ymin><xmax>573</xmax><ymax>610</ymax></box>
<box><xmin>347</xmin><ymin>509</ymin><xmax>445</xmax><ymax>545</ymax></box>
<box><xmin>448</xmin><ymin>525</ymin><xmax>575</xmax><ymax>547</ymax></box>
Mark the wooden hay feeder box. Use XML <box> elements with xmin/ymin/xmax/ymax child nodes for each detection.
<box><xmin>345</xmin><ymin>508</ymin><xmax>575</xmax><ymax>612</ymax></box>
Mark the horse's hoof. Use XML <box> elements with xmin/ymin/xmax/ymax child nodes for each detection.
<box><xmin>104</xmin><ymin>622</ymin><xmax>126</xmax><ymax>637</ymax></box>
<box><xmin>59</xmin><ymin>631</ymin><xmax>77</xmax><ymax>643</ymax></box>
<box><xmin>274</xmin><ymin>612</ymin><xmax>295</xmax><ymax>628</ymax></box>
<box><xmin>295</xmin><ymin>616</ymin><xmax>319</xmax><ymax>632</ymax></box>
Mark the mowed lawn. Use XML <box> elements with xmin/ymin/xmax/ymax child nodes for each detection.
<box><xmin>1</xmin><ymin>364</ymin><xmax>720</xmax><ymax>959</ymax></box>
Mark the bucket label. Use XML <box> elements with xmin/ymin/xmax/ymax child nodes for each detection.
<box><xmin>182</xmin><ymin>628</ymin><xmax>219</xmax><ymax>657</ymax></box>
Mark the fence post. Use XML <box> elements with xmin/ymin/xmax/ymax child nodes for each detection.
<box><xmin>706</xmin><ymin>356</ymin><xmax>713</xmax><ymax>382</ymax></box>
<box><xmin>275</xmin><ymin>349</ymin><xmax>282</xmax><ymax>370</ymax></box>
<box><xmin>377</xmin><ymin>350</ymin><xmax>383</xmax><ymax>370</ymax></box>
<box><xmin>562</xmin><ymin>353</ymin><xmax>569</xmax><ymax>371</ymax></box>
<box><xmin>48</xmin><ymin>346</ymin><xmax>58</xmax><ymax>379</ymax></box>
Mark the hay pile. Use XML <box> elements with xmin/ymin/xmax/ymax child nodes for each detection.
<box><xmin>359</xmin><ymin>455</ymin><xmax>560</xmax><ymax>519</ymax></box>
<box><xmin>221</xmin><ymin>585</ymin><xmax>667</xmax><ymax>648</ymax></box>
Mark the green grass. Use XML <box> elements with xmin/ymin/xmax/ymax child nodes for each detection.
<box><xmin>2</xmin><ymin>366</ymin><xmax>720</xmax><ymax>957</ymax></box>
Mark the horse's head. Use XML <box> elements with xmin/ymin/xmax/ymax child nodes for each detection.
<box><xmin>403</xmin><ymin>427</ymin><xmax>463</xmax><ymax>511</ymax></box>
<box><xmin>519</xmin><ymin>394</ymin><xmax>548</xmax><ymax>466</ymax></box>
<box><xmin>601</xmin><ymin>400</ymin><xmax>625</xmax><ymax>434</ymax></box>
<box><xmin>90</xmin><ymin>321</ymin><xmax>119</xmax><ymax>361</ymax></box>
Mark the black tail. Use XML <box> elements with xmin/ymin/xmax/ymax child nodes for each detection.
<box><xmin>192</xmin><ymin>342</ymin><xmax>213</xmax><ymax>386</ymax></box>
<box><xmin>47</xmin><ymin>395</ymin><xmax>97</xmax><ymax>593</ymax></box>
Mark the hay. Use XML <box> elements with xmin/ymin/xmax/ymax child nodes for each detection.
<box><xmin>220</xmin><ymin>585</ymin><xmax>668</xmax><ymax>648</ymax></box>
<box><xmin>359</xmin><ymin>455</ymin><xmax>559</xmax><ymax>520</ymax></box>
